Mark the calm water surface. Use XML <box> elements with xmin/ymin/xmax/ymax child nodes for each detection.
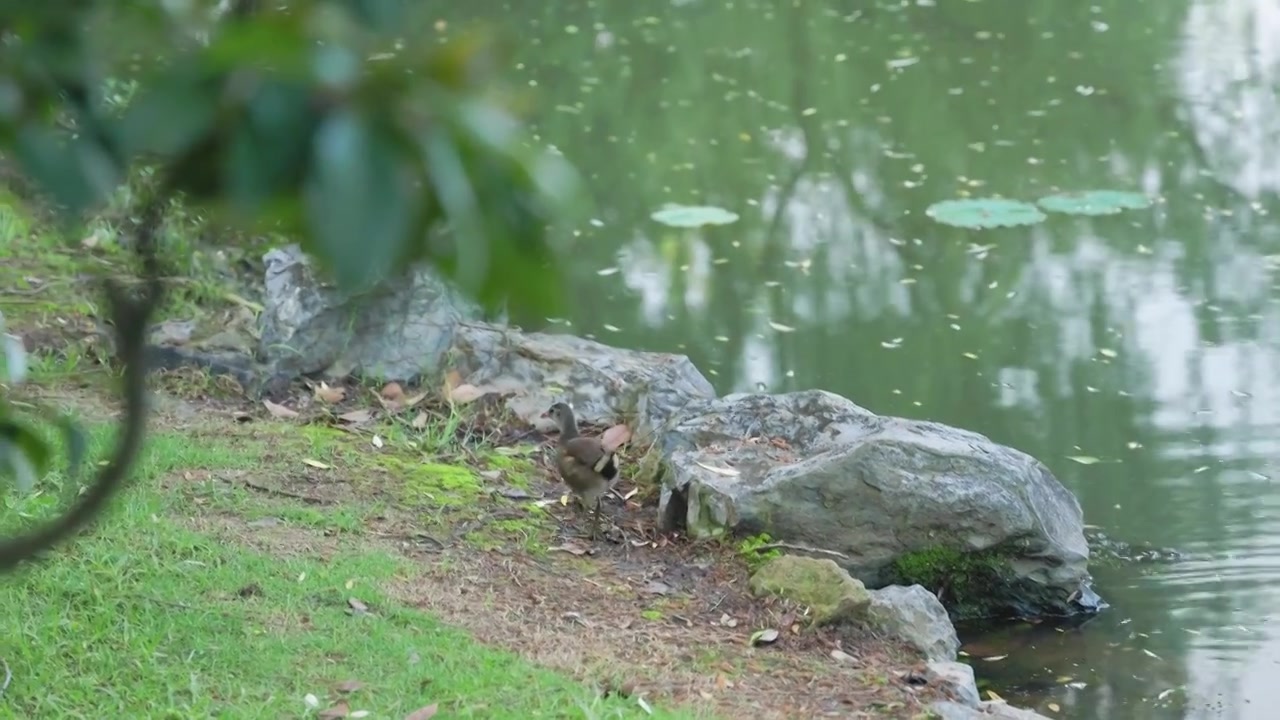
<box><xmin>443</xmin><ymin>1</ymin><xmax>1280</xmax><ymax>717</ymax></box>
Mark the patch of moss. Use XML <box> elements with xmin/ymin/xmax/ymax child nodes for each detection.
<box><xmin>686</xmin><ymin>489</ymin><xmax>728</xmax><ymax>539</ymax></box>
<box><xmin>484</xmin><ymin>453</ymin><xmax>518</xmax><ymax>470</ymax></box>
<box><xmin>479</xmin><ymin>450</ymin><xmax>537</xmax><ymax>489</ymax></box>
<box><xmin>748</xmin><ymin>555</ymin><xmax>871</xmax><ymax>626</ymax></box>
<box><xmin>396</xmin><ymin>460</ymin><xmax>484</xmax><ymax>506</ymax></box>
<box><xmin>464</xmin><ymin>515</ymin><xmax>553</xmax><ymax>552</ymax></box>
<box><xmin>881</xmin><ymin>545</ymin><xmax>1013</xmax><ymax>620</ymax></box>
<box><xmin>736</xmin><ymin>532</ymin><xmax>781</xmax><ymax>571</ymax></box>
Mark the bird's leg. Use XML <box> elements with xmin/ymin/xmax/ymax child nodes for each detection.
<box><xmin>589</xmin><ymin>496</ymin><xmax>602</xmax><ymax>540</ymax></box>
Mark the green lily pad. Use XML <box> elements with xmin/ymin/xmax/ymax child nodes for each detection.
<box><xmin>1036</xmin><ymin>190</ymin><xmax>1152</xmax><ymax>216</ymax></box>
<box><xmin>925</xmin><ymin>198</ymin><xmax>1046</xmax><ymax>229</ymax></box>
<box><xmin>650</xmin><ymin>204</ymin><xmax>740</xmax><ymax>228</ymax></box>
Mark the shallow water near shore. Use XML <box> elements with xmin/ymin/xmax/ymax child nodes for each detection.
<box><xmin>441</xmin><ymin>1</ymin><xmax>1280</xmax><ymax>717</ymax></box>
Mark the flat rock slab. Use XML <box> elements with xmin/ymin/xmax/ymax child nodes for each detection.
<box><xmin>449</xmin><ymin>323</ymin><xmax>715</xmax><ymax>433</ymax></box>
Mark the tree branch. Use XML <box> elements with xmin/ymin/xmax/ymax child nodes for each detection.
<box><xmin>0</xmin><ymin>197</ymin><xmax>165</xmax><ymax>572</ymax></box>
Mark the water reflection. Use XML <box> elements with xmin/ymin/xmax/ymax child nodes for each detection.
<box><xmin>442</xmin><ymin>0</ymin><xmax>1280</xmax><ymax>717</ymax></box>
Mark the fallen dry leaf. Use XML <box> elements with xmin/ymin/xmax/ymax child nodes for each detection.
<box><xmin>448</xmin><ymin>383</ymin><xmax>487</xmax><ymax>404</ymax></box>
<box><xmin>338</xmin><ymin>409</ymin><xmax>374</xmax><ymax>424</ymax></box>
<box><xmin>411</xmin><ymin>412</ymin><xmax>429</xmax><ymax>429</ymax></box>
<box><xmin>550</xmin><ymin>541</ymin><xmax>592</xmax><ymax>556</ymax></box>
<box><xmin>319</xmin><ymin>702</ymin><xmax>350</xmax><ymax>719</ymax></box>
<box><xmin>347</xmin><ymin>597</ymin><xmax>369</xmax><ymax>614</ymax></box>
<box><xmin>378</xmin><ymin>390</ymin><xmax>427</xmax><ymax>413</ymax></box>
<box><xmin>695</xmin><ymin>460</ymin><xmax>740</xmax><ymax>477</ymax></box>
<box><xmin>263</xmin><ymin>399</ymin><xmax>299</xmax><ymax>419</ymax></box>
<box><xmin>403</xmin><ymin>704</ymin><xmax>438</xmax><ymax>720</ymax></box>
<box><xmin>642</xmin><ymin>580</ymin><xmax>672</xmax><ymax>595</ymax></box>
<box><xmin>600</xmin><ymin>424</ymin><xmax>632</xmax><ymax>452</ymax></box>
<box><xmin>303</xmin><ymin>459</ymin><xmax>332</xmax><ymax>470</ymax></box>
<box><xmin>315</xmin><ymin>382</ymin><xmax>346</xmax><ymax>404</ymax></box>
<box><xmin>831</xmin><ymin>649</ymin><xmax>858</xmax><ymax>664</ymax></box>
<box><xmin>750</xmin><ymin>628</ymin><xmax>780</xmax><ymax>646</ymax></box>
<box><xmin>444</xmin><ymin>370</ymin><xmax>463</xmax><ymax>389</ymax></box>
<box><xmin>334</xmin><ymin>680</ymin><xmax>365</xmax><ymax>694</ymax></box>
<box><xmin>381</xmin><ymin>382</ymin><xmax>405</xmax><ymax>401</ymax></box>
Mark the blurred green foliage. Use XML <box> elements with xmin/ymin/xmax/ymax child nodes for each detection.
<box><xmin>0</xmin><ymin>0</ymin><xmax>578</xmax><ymax>564</ymax></box>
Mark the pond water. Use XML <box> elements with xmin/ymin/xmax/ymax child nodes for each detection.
<box><xmin>441</xmin><ymin>1</ymin><xmax>1280</xmax><ymax>717</ymax></box>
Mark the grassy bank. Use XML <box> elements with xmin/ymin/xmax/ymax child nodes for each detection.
<box><xmin>0</xmin><ymin>418</ymin><xmax>670</xmax><ymax>718</ymax></box>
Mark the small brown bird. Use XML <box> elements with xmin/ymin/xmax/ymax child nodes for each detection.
<box><xmin>542</xmin><ymin>402</ymin><xmax>618</xmax><ymax>539</ymax></box>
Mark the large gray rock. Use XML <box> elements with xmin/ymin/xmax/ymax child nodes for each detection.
<box><xmin>253</xmin><ymin>246</ymin><xmax>715</xmax><ymax>431</ymax></box>
<box><xmin>448</xmin><ymin>323</ymin><xmax>715</xmax><ymax>433</ymax></box>
<box><xmin>868</xmin><ymin>585</ymin><xmax>959</xmax><ymax>662</ymax></box>
<box><xmin>927</xmin><ymin>661</ymin><xmax>981</xmax><ymax>706</ymax></box>
<box><xmin>655</xmin><ymin>389</ymin><xmax>1098</xmax><ymax>618</ymax></box>
<box><xmin>257</xmin><ymin>245</ymin><xmax>483</xmax><ymax>380</ymax></box>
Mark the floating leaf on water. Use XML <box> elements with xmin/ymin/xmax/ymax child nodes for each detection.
<box><xmin>597</xmin><ymin>266</ymin><xmax>621</xmax><ymax>276</ymax></box>
<box><xmin>1099</xmin><ymin>348</ymin><xmax>1118</xmax><ymax>358</ymax></box>
<box><xmin>1066</xmin><ymin>455</ymin><xmax>1102</xmax><ymax>465</ymax></box>
<box><xmin>1037</xmin><ymin>190</ymin><xmax>1152</xmax><ymax>216</ymax></box>
<box><xmin>650</xmin><ymin>203</ymin><xmax>740</xmax><ymax>228</ymax></box>
<box><xmin>925</xmin><ymin>198</ymin><xmax>1046</xmax><ymax>229</ymax></box>
<box><xmin>982</xmin><ymin>654</ymin><xmax>1008</xmax><ymax>662</ymax></box>
<box><xmin>1047</xmin><ymin>702</ymin><xmax>1061</xmax><ymax>713</ymax></box>
<box><xmin>768</xmin><ymin>320</ymin><xmax>796</xmax><ymax>333</ymax></box>
<box><xmin>1142</xmin><ymin>648</ymin><xmax>1162</xmax><ymax>660</ymax></box>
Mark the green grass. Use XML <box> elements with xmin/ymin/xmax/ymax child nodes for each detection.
<box><xmin>0</xmin><ymin>423</ymin><xmax>680</xmax><ymax>719</ymax></box>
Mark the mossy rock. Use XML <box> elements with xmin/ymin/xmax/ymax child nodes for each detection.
<box><xmin>748</xmin><ymin>555</ymin><xmax>871</xmax><ymax>626</ymax></box>
<box><xmin>881</xmin><ymin>546</ymin><xmax>1023</xmax><ymax>621</ymax></box>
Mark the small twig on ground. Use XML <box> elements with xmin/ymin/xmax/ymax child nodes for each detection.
<box><xmin>750</xmin><ymin>541</ymin><xmax>850</xmax><ymax>561</ymax></box>
<box><xmin>240</xmin><ymin>478</ymin><xmax>331</xmax><ymax>505</ymax></box>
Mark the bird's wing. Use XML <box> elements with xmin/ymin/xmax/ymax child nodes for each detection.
<box><xmin>564</xmin><ymin>437</ymin><xmax>605</xmax><ymax>470</ymax></box>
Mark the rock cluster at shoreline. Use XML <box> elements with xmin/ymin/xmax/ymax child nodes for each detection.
<box><xmin>148</xmin><ymin>246</ymin><xmax>1082</xmax><ymax>720</ymax></box>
